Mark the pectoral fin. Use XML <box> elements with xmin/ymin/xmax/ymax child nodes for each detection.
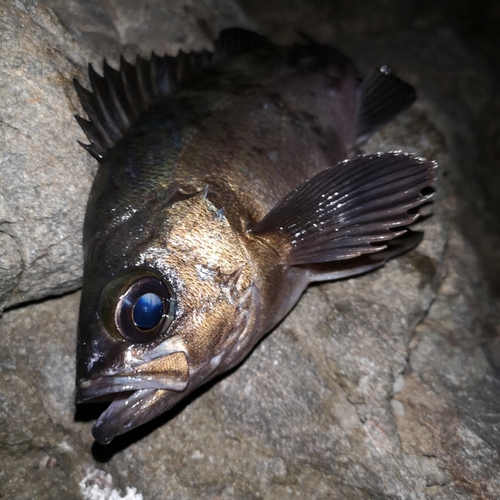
<box><xmin>305</xmin><ymin>230</ymin><xmax>423</xmax><ymax>282</ymax></box>
<box><xmin>251</xmin><ymin>152</ymin><xmax>435</xmax><ymax>266</ymax></box>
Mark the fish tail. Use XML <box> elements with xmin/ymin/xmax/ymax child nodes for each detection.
<box><xmin>355</xmin><ymin>66</ymin><xmax>416</xmax><ymax>144</ymax></box>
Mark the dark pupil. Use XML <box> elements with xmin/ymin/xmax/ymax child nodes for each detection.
<box><xmin>133</xmin><ymin>293</ymin><xmax>164</xmax><ymax>330</ymax></box>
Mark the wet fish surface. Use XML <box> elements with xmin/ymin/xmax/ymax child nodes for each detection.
<box><xmin>74</xmin><ymin>28</ymin><xmax>435</xmax><ymax>444</ymax></box>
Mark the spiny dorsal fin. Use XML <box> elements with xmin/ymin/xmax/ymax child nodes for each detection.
<box><xmin>74</xmin><ymin>28</ymin><xmax>271</xmax><ymax>161</ymax></box>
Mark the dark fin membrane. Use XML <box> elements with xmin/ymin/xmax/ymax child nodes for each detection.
<box><xmin>213</xmin><ymin>28</ymin><xmax>271</xmax><ymax>61</ymax></box>
<box><xmin>251</xmin><ymin>152</ymin><xmax>436</xmax><ymax>265</ymax></box>
<box><xmin>306</xmin><ymin>230</ymin><xmax>423</xmax><ymax>282</ymax></box>
<box><xmin>74</xmin><ymin>28</ymin><xmax>271</xmax><ymax>161</ymax></box>
<box><xmin>355</xmin><ymin>66</ymin><xmax>416</xmax><ymax>144</ymax></box>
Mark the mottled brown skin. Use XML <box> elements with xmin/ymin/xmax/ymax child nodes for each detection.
<box><xmin>76</xmin><ymin>42</ymin><xmax>424</xmax><ymax>443</ymax></box>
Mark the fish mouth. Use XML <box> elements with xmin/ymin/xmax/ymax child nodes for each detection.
<box><xmin>90</xmin><ymin>388</ymin><xmax>188</xmax><ymax>444</ymax></box>
<box><xmin>76</xmin><ymin>351</ymin><xmax>190</xmax><ymax>444</ymax></box>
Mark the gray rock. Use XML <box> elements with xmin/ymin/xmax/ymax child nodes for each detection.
<box><xmin>400</xmin><ymin>229</ymin><xmax>500</xmax><ymax>498</ymax></box>
<box><xmin>43</xmin><ymin>0</ymin><xmax>254</xmax><ymax>65</ymax></box>
<box><xmin>1</xmin><ymin>0</ymin><xmax>499</xmax><ymax>499</ymax></box>
<box><xmin>0</xmin><ymin>0</ymin><xmax>95</xmax><ymax>311</ymax></box>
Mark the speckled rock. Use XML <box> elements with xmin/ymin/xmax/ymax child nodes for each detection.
<box><xmin>1</xmin><ymin>1</ymin><xmax>500</xmax><ymax>499</ymax></box>
<box><xmin>42</xmin><ymin>0</ymin><xmax>253</xmax><ymax>65</ymax></box>
<box><xmin>395</xmin><ymin>228</ymin><xmax>500</xmax><ymax>499</ymax></box>
<box><xmin>0</xmin><ymin>0</ymin><xmax>94</xmax><ymax>311</ymax></box>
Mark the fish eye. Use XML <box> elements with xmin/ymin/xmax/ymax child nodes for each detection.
<box><xmin>133</xmin><ymin>293</ymin><xmax>164</xmax><ymax>330</ymax></box>
<box><xmin>99</xmin><ymin>270</ymin><xmax>175</xmax><ymax>343</ymax></box>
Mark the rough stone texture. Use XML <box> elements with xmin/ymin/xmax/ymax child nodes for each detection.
<box><xmin>0</xmin><ymin>0</ymin><xmax>95</xmax><ymax>311</ymax></box>
<box><xmin>1</xmin><ymin>0</ymin><xmax>500</xmax><ymax>499</ymax></box>
<box><xmin>396</xmin><ymin>228</ymin><xmax>500</xmax><ymax>499</ymax></box>
<box><xmin>42</xmin><ymin>0</ymin><xmax>254</xmax><ymax>65</ymax></box>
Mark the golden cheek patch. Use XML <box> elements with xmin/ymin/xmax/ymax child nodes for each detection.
<box><xmin>133</xmin><ymin>351</ymin><xmax>189</xmax><ymax>386</ymax></box>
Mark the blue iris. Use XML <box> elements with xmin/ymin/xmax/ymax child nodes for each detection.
<box><xmin>133</xmin><ymin>293</ymin><xmax>164</xmax><ymax>330</ymax></box>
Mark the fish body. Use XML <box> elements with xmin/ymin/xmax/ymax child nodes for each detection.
<box><xmin>75</xmin><ymin>29</ymin><xmax>435</xmax><ymax>444</ymax></box>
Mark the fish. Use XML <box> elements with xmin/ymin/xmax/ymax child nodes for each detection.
<box><xmin>74</xmin><ymin>28</ymin><xmax>436</xmax><ymax>444</ymax></box>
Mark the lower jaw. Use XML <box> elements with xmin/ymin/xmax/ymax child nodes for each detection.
<box><xmin>90</xmin><ymin>387</ymin><xmax>189</xmax><ymax>444</ymax></box>
<box><xmin>91</xmin><ymin>389</ymin><xmax>148</xmax><ymax>444</ymax></box>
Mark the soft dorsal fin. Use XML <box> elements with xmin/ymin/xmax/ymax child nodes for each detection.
<box><xmin>355</xmin><ymin>66</ymin><xmax>416</xmax><ymax>145</ymax></box>
<box><xmin>251</xmin><ymin>152</ymin><xmax>435</xmax><ymax>265</ymax></box>
<box><xmin>74</xmin><ymin>28</ymin><xmax>271</xmax><ymax>161</ymax></box>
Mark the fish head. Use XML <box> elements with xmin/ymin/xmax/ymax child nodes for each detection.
<box><xmin>76</xmin><ymin>187</ymin><xmax>260</xmax><ymax>443</ymax></box>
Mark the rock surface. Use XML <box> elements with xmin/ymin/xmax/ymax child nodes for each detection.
<box><xmin>1</xmin><ymin>1</ymin><xmax>499</xmax><ymax>499</ymax></box>
<box><xmin>0</xmin><ymin>0</ymin><xmax>94</xmax><ymax>311</ymax></box>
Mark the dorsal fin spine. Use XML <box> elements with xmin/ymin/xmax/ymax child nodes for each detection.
<box><xmin>150</xmin><ymin>53</ymin><xmax>163</xmax><ymax>100</ymax></box>
<box><xmin>165</xmin><ymin>54</ymin><xmax>179</xmax><ymax>94</ymax></box>
<box><xmin>120</xmin><ymin>56</ymin><xmax>143</xmax><ymax>117</ymax></box>
<box><xmin>139</xmin><ymin>54</ymin><xmax>162</xmax><ymax>105</ymax></box>
<box><xmin>75</xmin><ymin>115</ymin><xmax>106</xmax><ymax>155</ymax></box>
<box><xmin>87</xmin><ymin>71</ymin><xmax>116</xmax><ymax>145</ymax></box>
<box><xmin>74</xmin><ymin>79</ymin><xmax>114</xmax><ymax>150</ymax></box>
<box><xmin>177</xmin><ymin>50</ymin><xmax>191</xmax><ymax>84</ymax></box>
<box><xmin>88</xmin><ymin>64</ymin><xmax>122</xmax><ymax>141</ymax></box>
<box><xmin>75</xmin><ymin>28</ymin><xmax>272</xmax><ymax>161</ymax></box>
<box><xmin>102</xmin><ymin>60</ymin><xmax>131</xmax><ymax>131</ymax></box>
<box><xmin>153</xmin><ymin>53</ymin><xmax>171</xmax><ymax>96</ymax></box>
<box><xmin>77</xmin><ymin>139</ymin><xmax>103</xmax><ymax>161</ymax></box>
<box><xmin>135</xmin><ymin>56</ymin><xmax>153</xmax><ymax>105</ymax></box>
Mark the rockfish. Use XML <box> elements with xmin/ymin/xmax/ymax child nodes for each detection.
<box><xmin>74</xmin><ymin>28</ymin><xmax>435</xmax><ymax>444</ymax></box>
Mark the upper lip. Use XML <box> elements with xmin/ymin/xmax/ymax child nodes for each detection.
<box><xmin>76</xmin><ymin>350</ymin><xmax>190</xmax><ymax>403</ymax></box>
<box><xmin>76</xmin><ymin>374</ymin><xmax>188</xmax><ymax>403</ymax></box>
